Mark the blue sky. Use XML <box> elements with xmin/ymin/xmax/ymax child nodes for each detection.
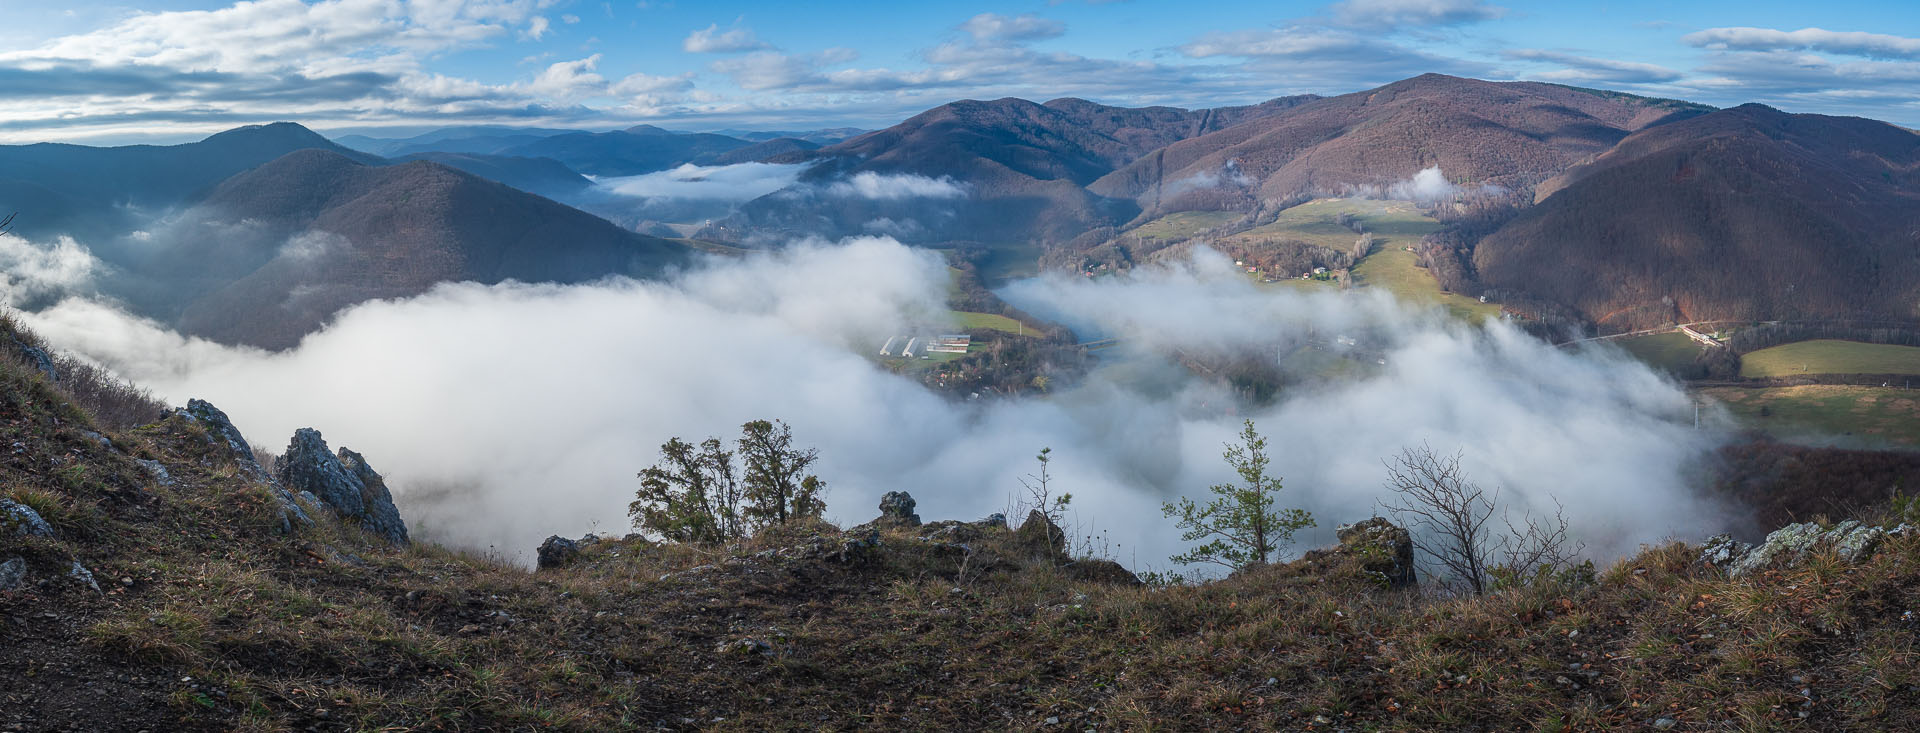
<box><xmin>0</xmin><ymin>0</ymin><xmax>1915</xmax><ymax>143</ymax></box>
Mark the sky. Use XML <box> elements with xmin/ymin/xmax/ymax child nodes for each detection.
<box><xmin>0</xmin><ymin>0</ymin><xmax>1915</xmax><ymax>143</ymax></box>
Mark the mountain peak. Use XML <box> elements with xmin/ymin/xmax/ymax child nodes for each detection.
<box><xmin>199</xmin><ymin>121</ymin><xmax>331</xmax><ymax>146</ymax></box>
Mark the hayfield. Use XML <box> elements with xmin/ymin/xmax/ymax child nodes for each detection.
<box><xmin>1704</xmin><ymin>384</ymin><xmax>1920</xmax><ymax>448</ymax></box>
<box><xmin>1739</xmin><ymin>340</ymin><xmax>1920</xmax><ymax>378</ymax></box>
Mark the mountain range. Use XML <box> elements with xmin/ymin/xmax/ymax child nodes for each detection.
<box><xmin>2</xmin><ymin>73</ymin><xmax>1915</xmax><ymax>346</ymax></box>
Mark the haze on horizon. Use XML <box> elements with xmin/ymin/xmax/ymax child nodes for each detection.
<box><xmin>0</xmin><ymin>0</ymin><xmax>1915</xmax><ymax>145</ymax></box>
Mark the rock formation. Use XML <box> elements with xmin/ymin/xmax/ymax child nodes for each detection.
<box><xmin>276</xmin><ymin>428</ymin><xmax>409</xmax><ymax>545</ymax></box>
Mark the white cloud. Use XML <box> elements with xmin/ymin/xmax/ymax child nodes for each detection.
<box><xmin>682</xmin><ymin>23</ymin><xmax>770</xmax><ymax>53</ymax></box>
<box><xmin>827</xmin><ymin>172</ymin><xmax>968</xmax><ymax>200</ymax></box>
<box><xmin>522</xmin><ymin>15</ymin><xmax>551</xmax><ymax>41</ymax></box>
<box><xmin>4</xmin><ymin>0</ymin><xmax>551</xmax><ymax>76</ymax></box>
<box><xmin>1684</xmin><ymin>27</ymin><xmax>1920</xmax><ymax>60</ymax></box>
<box><xmin>1164</xmin><ymin>160</ymin><xmax>1256</xmax><ymax>196</ymax></box>
<box><xmin>1508</xmin><ymin>49</ymin><xmax>1683</xmax><ymax>85</ymax></box>
<box><xmin>521</xmin><ymin>54</ymin><xmax>605</xmax><ymax>102</ymax></box>
<box><xmin>21</xmin><ymin>239</ymin><xmax>1734</xmax><ymax>571</ymax></box>
<box><xmin>0</xmin><ymin>232</ymin><xmax>100</xmax><ymax>308</ymax></box>
<box><xmin>958</xmin><ymin>13</ymin><xmax>1067</xmax><ymax>43</ymax></box>
<box><xmin>1328</xmin><ymin>0</ymin><xmax>1506</xmax><ymax>28</ymax></box>
<box><xmin>596</xmin><ymin>162</ymin><xmax>808</xmax><ymax>202</ymax></box>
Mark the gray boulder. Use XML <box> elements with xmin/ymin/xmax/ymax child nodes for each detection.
<box><xmin>1013</xmin><ymin>509</ymin><xmax>1067</xmax><ymax>562</ymax></box>
<box><xmin>337</xmin><ymin>448</ymin><xmax>409</xmax><ymax>546</ymax></box>
<box><xmin>1335</xmin><ymin>517</ymin><xmax>1418</xmax><ymax>589</ymax></box>
<box><xmin>0</xmin><ymin>556</ymin><xmax>26</xmax><ymax>590</ymax></box>
<box><xmin>15</xmin><ymin>344</ymin><xmax>55</xmax><ymax>381</ymax></box>
<box><xmin>877</xmin><ymin>491</ymin><xmax>920</xmax><ymax>527</ymax></box>
<box><xmin>1</xmin><ymin>498</ymin><xmax>55</xmax><ymax>538</ymax></box>
<box><xmin>66</xmin><ymin>561</ymin><xmax>100</xmax><ymax>593</ymax></box>
<box><xmin>277</xmin><ymin>428</ymin><xmax>409</xmax><ymax>545</ymax></box>
<box><xmin>1721</xmin><ymin>520</ymin><xmax>1888</xmax><ymax>578</ymax></box>
<box><xmin>537</xmin><ymin>536</ymin><xmax>582</xmax><ymax>570</ymax></box>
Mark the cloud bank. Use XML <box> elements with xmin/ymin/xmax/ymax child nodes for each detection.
<box><xmin>18</xmin><ymin>238</ymin><xmax>1731</xmax><ymax>573</ymax></box>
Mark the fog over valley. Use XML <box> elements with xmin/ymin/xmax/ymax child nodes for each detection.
<box><xmin>3</xmin><ymin>226</ymin><xmax>1731</xmax><ymax>568</ymax></box>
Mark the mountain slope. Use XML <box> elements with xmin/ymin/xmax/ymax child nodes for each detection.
<box><xmin>731</xmin><ymin>95</ymin><xmax>1315</xmax><ymax>244</ymax></box>
<box><xmin>0</xmin><ymin>122</ymin><xmax>377</xmax><ymax>240</ymax></box>
<box><xmin>499</xmin><ymin>125</ymin><xmax>753</xmax><ymax>176</ymax></box>
<box><xmin>391</xmin><ymin>152</ymin><xmax>593</xmax><ymax>200</ymax></box>
<box><xmin>1090</xmin><ymin>75</ymin><xmax>1709</xmax><ymax>219</ymax></box>
<box><xmin>1473</xmin><ymin>104</ymin><xmax>1920</xmax><ymax>331</ymax></box>
<box><xmin>142</xmin><ymin>149</ymin><xmax>691</xmax><ymax>348</ymax></box>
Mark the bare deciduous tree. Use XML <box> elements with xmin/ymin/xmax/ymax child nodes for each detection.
<box><xmin>1380</xmin><ymin>444</ymin><xmax>1585</xmax><ymax>594</ymax></box>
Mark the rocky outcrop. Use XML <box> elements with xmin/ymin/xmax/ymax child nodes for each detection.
<box><xmin>1291</xmin><ymin>517</ymin><xmax>1419</xmax><ymax>589</ymax></box>
<box><xmin>0</xmin><ymin>556</ymin><xmax>26</xmax><ymax>590</ymax></box>
<box><xmin>2</xmin><ymin>498</ymin><xmax>55</xmax><ymax>538</ymax></box>
<box><xmin>277</xmin><ymin>428</ymin><xmax>409</xmax><ymax>545</ymax></box>
<box><xmin>1335</xmin><ymin>517</ymin><xmax>1418</xmax><ymax>589</ymax></box>
<box><xmin>1703</xmin><ymin>520</ymin><xmax>1901</xmax><ymax>578</ymax></box>
<box><xmin>877</xmin><ymin>491</ymin><xmax>921</xmax><ymax>527</ymax></box>
<box><xmin>337</xmin><ymin>447</ymin><xmax>408</xmax><ymax>546</ymax></box>
<box><xmin>1013</xmin><ymin>509</ymin><xmax>1068</xmax><ymax>563</ymax></box>
<box><xmin>537</xmin><ymin>535</ymin><xmax>582</xmax><ymax>570</ymax></box>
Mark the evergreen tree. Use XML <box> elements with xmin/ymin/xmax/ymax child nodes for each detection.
<box><xmin>1162</xmin><ymin>420</ymin><xmax>1314</xmax><ymax>570</ymax></box>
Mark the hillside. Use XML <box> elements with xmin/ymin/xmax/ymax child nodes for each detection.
<box><xmin>1089</xmin><ymin>75</ymin><xmax>1709</xmax><ymax>221</ymax></box>
<box><xmin>391</xmin><ymin>152</ymin><xmax>593</xmax><ymax>200</ymax></box>
<box><xmin>499</xmin><ymin>125</ymin><xmax>755</xmax><ymax>176</ymax></box>
<box><xmin>139</xmin><ymin>150</ymin><xmax>691</xmax><ymax>349</ymax></box>
<box><xmin>3</xmin><ymin>316</ymin><xmax>1920</xmax><ymax>730</ymax></box>
<box><xmin>729</xmin><ymin>95</ymin><xmax>1316</xmax><ymax>244</ymax></box>
<box><xmin>1474</xmin><ymin>104</ymin><xmax>1920</xmax><ymax>331</ymax></box>
<box><xmin>0</xmin><ymin>122</ymin><xmax>376</xmax><ymax>241</ymax></box>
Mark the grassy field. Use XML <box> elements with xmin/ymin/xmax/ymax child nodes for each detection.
<box><xmin>1704</xmin><ymin>384</ymin><xmax>1920</xmax><ymax>448</ymax></box>
<box><xmin>1616</xmin><ymin>332</ymin><xmax>1703</xmax><ymax>373</ymax></box>
<box><xmin>1236</xmin><ymin>198</ymin><xmax>1440</xmax><ymax>250</ymax></box>
<box><xmin>1740</xmin><ymin>340</ymin><xmax>1920</xmax><ymax>378</ymax></box>
<box><xmin>1229</xmin><ymin>198</ymin><xmax>1501</xmax><ymax>322</ymax></box>
<box><xmin>1131</xmin><ymin>211</ymin><xmax>1241</xmax><ymax>240</ymax></box>
<box><xmin>950</xmin><ymin>310</ymin><xmax>1027</xmax><ymax>335</ymax></box>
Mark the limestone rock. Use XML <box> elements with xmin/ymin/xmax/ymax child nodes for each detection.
<box><xmin>877</xmin><ymin>491</ymin><xmax>921</xmax><ymax>527</ymax></box>
<box><xmin>1724</xmin><ymin>520</ymin><xmax>1888</xmax><ymax>578</ymax></box>
<box><xmin>1699</xmin><ymin>534</ymin><xmax>1752</xmax><ymax>571</ymax></box>
<box><xmin>1335</xmin><ymin>517</ymin><xmax>1418</xmax><ymax>589</ymax></box>
<box><xmin>538</xmin><ymin>535</ymin><xmax>582</xmax><ymax>570</ymax></box>
<box><xmin>1013</xmin><ymin>509</ymin><xmax>1067</xmax><ymax>562</ymax></box>
<box><xmin>66</xmin><ymin>561</ymin><xmax>100</xmax><ymax>593</ymax></box>
<box><xmin>277</xmin><ymin>428</ymin><xmax>409</xmax><ymax>545</ymax></box>
<box><xmin>337</xmin><ymin>448</ymin><xmax>409</xmax><ymax>546</ymax></box>
<box><xmin>14</xmin><ymin>344</ymin><xmax>55</xmax><ymax>381</ymax></box>
<box><xmin>1</xmin><ymin>498</ymin><xmax>55</xmax><ymax>538</ymax></box>
<box><xmin>135</xmin><ymin>459</ymin><xmax>175</xmax><ymax>488</ymax></box>
<box><xmin>0</xmin><ymin>556</ymin><xmax>26</xmax><ymax>590</ymax></box>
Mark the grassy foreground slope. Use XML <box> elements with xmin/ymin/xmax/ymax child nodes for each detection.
<box><xmin>4</xmin><ymin>318</ymin><xmax>1920</xmax><ymax>730</ymax></box>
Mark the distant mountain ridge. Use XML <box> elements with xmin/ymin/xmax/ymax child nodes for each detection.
<box><xmin>1473</xmin><ymin>103</ymin><xmax>1920</xmax><ymax>330</ymax></box>
<box><xmin>726</xmin><ymin>94</ymin><xmax>1317</xmax><ymax>243</ymax></box>
<box><xmin>0</xmin><ymin>122</ymin><xmax>379</xmax><ymax>241</ymax></box>
<box><xmin>1089</xmin><ymin>74</ymin><xmax>1710</xmax><ymax>221</ymax></box>
<box><xmin>161</xmin><ymin>149</ymin><xmax>693</xmax><ymax>349</ymax></box>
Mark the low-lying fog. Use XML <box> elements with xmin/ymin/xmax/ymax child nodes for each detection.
<box><xmin>6</xmin><ymin>228</ymin><xmax>1731</xmax><ymax>570</ymax></box>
